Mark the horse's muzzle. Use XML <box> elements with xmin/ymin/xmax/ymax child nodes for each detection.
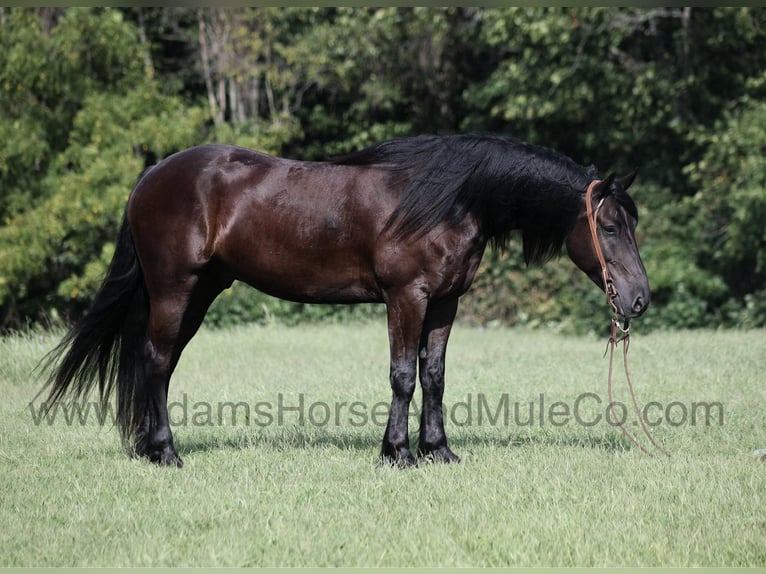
<box><xmin>618</xmin><ymin>292</ymin><xmax>650</xmax><ymax>318</ymax></box>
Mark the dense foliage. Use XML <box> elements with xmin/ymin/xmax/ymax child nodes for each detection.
<box><xmin>1</xmin><ymin>7</ymin><xmax>765</xmax><ymax>332</ymax></box>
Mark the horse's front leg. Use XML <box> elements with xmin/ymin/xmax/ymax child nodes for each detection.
<box><xmin>380</xmin><ymin>288</ymin><xmax>428</xmax><ymax>467</ymax></box>
<box><xmin>417</xmin><ymin>296</ymin><xmax>460</xmax><ymax>463</ymax></box>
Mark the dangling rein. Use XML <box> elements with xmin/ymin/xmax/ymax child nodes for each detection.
<box><xmin>585</xmin><ymin>180</ymin><xmax>670</xmax><ymax>457</ymax></box>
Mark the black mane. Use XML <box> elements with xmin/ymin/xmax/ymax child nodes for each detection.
<box><xmin>334</xmin><ymin>134</ymin><xmax>608</xmax><ymax>264</ymax></box>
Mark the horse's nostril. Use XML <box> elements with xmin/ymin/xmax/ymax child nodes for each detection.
<box><xmin>632</xmin><ymin>295</ymin><xmax>645</xmax><ymax>314</ymax></box>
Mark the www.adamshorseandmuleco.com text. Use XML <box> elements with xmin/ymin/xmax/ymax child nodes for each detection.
<box><xmin>28</xmin><ymin>392</ymin><xmax>724</xmax><ymax>429</ymax></box>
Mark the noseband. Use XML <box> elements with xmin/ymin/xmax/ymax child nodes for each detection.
<box><xmin>585</xmin><ymin>179</ymin><xmax>669</xmax><ymax>457</ymax></box>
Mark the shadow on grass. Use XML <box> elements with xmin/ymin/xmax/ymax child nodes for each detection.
<box><xmin>176</xmin><ymin>426</ymin><xmax>634</xmax><ymax>457</ymax></box>
<box><xmin>176</xmin><ymin>427</ymin><xmax>381</xmax><ymax>456</ymax></box>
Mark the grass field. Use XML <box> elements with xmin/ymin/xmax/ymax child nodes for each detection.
<box><xmin>1</xmin><ymin>322</ymin><xmax>765</xmax><ymax>566</ymax></box>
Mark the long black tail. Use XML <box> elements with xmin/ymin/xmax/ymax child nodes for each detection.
<box><xmin>40</xmin><ymin>211</ymin><xmax>149</xmax><ymax>449</ymax></box>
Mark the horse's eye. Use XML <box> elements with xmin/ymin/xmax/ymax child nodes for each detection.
<box><xmin>602</xmin><ymin>224</ymin><xmax>617</xmax><ymax>234</ymax></box>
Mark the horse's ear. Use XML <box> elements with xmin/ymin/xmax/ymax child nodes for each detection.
<box><xmin>592</xmin><ymin>173</ymin><xmax>615</xmax><ymax>200</ymax></box>
<box><xmin>616</xmin><ymin>168</ymin><xmax>638</xmax><ymax>190</ymax></box>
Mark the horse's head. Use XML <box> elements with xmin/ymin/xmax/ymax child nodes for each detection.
<box><xmin>566</xmin><ymin>171</ymin><xmax>650</xmax><ymax>319</ymax></box>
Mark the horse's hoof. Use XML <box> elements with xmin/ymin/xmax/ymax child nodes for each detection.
<box><xmin>149</xmin><ymin>446</ymin><xmax>183</xmax><ymax>467</ymax></box>
<box><xmin>134</xmin><ymin>441</ymin><xmax>183</xmax><ymax>467</ymax></box>
<box><xmin>155</xmin><ymin>451</ymin><xmax>184</xmax><ymax>468</ymax></box>
<box><xmin>418</xmin><ymin>445</ymin><xmax>461</xmax><ymax>464</ymax></box>
<box><xmin>379</xmin><ymin>445</ymin><xmax>418</xmax><ymax>468</ymax></box>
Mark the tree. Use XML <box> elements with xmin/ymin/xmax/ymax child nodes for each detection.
<box><xmin>685</xmin><ymin>98</ymin><xmax>766</xmax><ymax>323</ymax></box>
<box><xmin>0</xmin><ymin>8</ymin><xmax>206</xmax><ymax>326</ymax></box>
<box><xmin>290</xmin><ymin>7</ymin><xmax>488</xmax><ymax>158</ymax></box>
<box><xmin>2</xmin><ymin>7</ymin><xmax>765</xmax><ymax>330</ymax></box>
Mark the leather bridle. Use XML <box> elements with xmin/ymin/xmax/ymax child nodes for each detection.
<box><xmin>585</xmin><ymin>179</ymin><xmax>670</xmax><ymax>457</ymax></box>
<box><xmin>585</xmin><ymin>179</ymin><xmax>620</xmax><ymax>319</ymax></box>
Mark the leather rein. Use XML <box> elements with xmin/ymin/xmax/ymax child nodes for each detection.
<box><xmin>585</xmin><ymin>180</ymin><xmax>670</xmax><ymax>457</ymax></box>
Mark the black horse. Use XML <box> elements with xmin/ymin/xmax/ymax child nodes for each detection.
<box><xmin>42</xmin><ymin>134</ymin><xmax>649</xmax><ymax>467</ymax></box>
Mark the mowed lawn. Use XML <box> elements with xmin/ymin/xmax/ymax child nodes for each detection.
<box><xmin>1</xmin><ymin>322</ymin><xmax>764</xmax><ymax>566</ymax></box>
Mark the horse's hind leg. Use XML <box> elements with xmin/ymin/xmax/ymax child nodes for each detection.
<box><xmin>135</xmin><ymin>297</ymin><xmax>183</xmax><ymax>466</ymax></box>
<box><xmin>135</xmin><ymin>272</ymin><xmax>226</xmax><ymax>466</ymax></box>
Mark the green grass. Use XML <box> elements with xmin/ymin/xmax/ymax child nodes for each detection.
<box><xmin>1</xmin><ymin>323</ymin><xmax>765</xmax><ymax>566</ymax></box>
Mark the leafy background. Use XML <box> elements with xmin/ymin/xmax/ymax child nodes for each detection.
<box><xmin>1</xmin><ymin>7</ymin><xmax>765</xmax><ymax>332</ymax></box>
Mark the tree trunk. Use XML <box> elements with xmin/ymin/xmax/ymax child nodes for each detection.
<box><xmin>197</xmin><ymin>10</ymin><xmax>223</xmax><ymax>128</ymax></box>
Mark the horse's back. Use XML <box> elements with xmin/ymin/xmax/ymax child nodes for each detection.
<box><xmin>127</xmin><ymin>144</ymin><xmax>393</xmax><ymax>303</ymax></box>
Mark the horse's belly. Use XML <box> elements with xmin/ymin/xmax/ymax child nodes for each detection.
<box><xmin>235</xmin><ymin>269</ymin><xmax>383</xmax><ymax>305</ymax></box>
<box><xmin>220</xmin><ymin>240</ymin><xmax>382</xmax><ymax>304</ymax></box>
